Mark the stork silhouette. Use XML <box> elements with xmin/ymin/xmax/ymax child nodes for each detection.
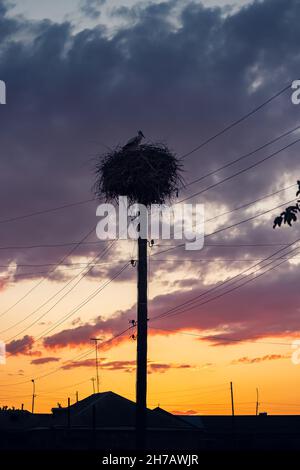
<box><xmin>123</xmin><ymin>130</ymin><xmax>145</xmax><ymax>151</ymax></box>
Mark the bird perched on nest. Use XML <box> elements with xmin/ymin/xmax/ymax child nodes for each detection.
<box><xmin>122</xmin><ymin>130</ymin><xmax>145</xmax><ymax>151</ymax></box>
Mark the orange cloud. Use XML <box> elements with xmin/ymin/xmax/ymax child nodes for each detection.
<box><xmin>31</xmin><ymin>356</ymin><xmax>60</xmax><ymax>365</ymax></box>
<box><xmin>61</xmin><ymin>358</ymin><xmax>192</xmax><ymax>374</ymax></box>
<box><xmin>231</xmin><ymin>354</ymin><xmax>289</xmax><ymax>365</ymax></box>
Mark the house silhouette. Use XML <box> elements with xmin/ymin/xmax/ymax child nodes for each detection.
<box><xmin>0</xmin><ymin>392</ymin><xmax>202</xmax><ymax>451</ymax></box>
<box><xmin>51</xmin><ymin>391</ymin><xmax>204</xmax><ymax>430</ymax></box>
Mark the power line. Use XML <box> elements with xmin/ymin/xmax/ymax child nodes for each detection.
<box><xmin>39</xmin><ymin>378</ymin><xmax>92</xmax><ymax>395</ymax></box>
<box><xmin>0</xmin><ymin>241</ymin><xmax>103</xmax><ymax>251</ymax></box>
<box><xmin>204</xmin><ymin>183</ymin><xmax>297</xmax><ymax>224</ymax></box>
<box><xmin>0</xmin><ymin>198</ymin><xmax>95</xmax><ymax>225</ymax></box>
<box><xmin>205</xmin><ymin>243</ymin><xmax>290</xmax><ymax>247</ymax></box>
<box><xmin>149</xmin><ymin>257</ymin><xmax>300</xmax><ymax>262</ymax></box>
<box><xmin>149</xmin><ymin>327</ymin><xmax>293</xmax><ymax>347</ymax></box>
<box><xmin>185</xmin><ymin>125</ymin><xmax>300</xmax><ymax>188</ymax></box>
<box><xmin>6</xmin><ymin>193</ymin><xmax>292</xmax><ymax>350</ymax></box>
<box><xmin>179</xmin><ymin>136</ymin><xmax>300</xmax><ymax>203</ymax></box>
<box><xmin>35</xmin><ymin>262</ymin><xmax>130</xmax><ymax>341</ymax></box>
<box><xmin>0</xmin><ymin>182</ymin><xmax>294</xmax><ymax>257</ymax></box>
<box><xmin>0</xmin><ymin>88</ymin><xmax>292</xmax><ymax>261</ymax></box>
<box><xmin>33</xmin><ymin>326</ymin><xmax>133</xmax><ymax>383</ymax></box>
<box><xmin>2</xmin><ymin>215</ymin><xmax>130</xmax><ymax>350</ymax></box>
<box><xmin>0</xmin><ymin>242</ymin><xmax>114</xmax><ymax>337</ymax></box>
<box><xmin>2</xmin><ymin>240</ymin><xmax>118</xmax><ymax>341</ymax></box>
<box><xmin>33</xmin><ymin>349</ymin><xmax>98</xmax><ymax>381</ymax></box>
<box><xmin>5</xmin><ymin>260</ymin><xmax>128</xmax><ymax>362</ymax></box>
<box><xmin>152</xmin><ymin>197</ymin><xmax>296</xmax><ymax>257</ymax></box>
<box><xmin>148</xmin><ymin>383</ymin><xmax>227</xmax><ymax>395</ymax></box>
<box><xmin>180</xmin><ymin>83</ymin><xmax>291</xmax><ymax>160</ymax></box>
<box><xmin>0</xmin><ymin>260</ymin><xmax>126</xmax><ymax>269</ymax></box>
<box><xmin>150</xmin><ymin>233</ymin><xmax>300</xmax><ymax>322</ymax></box>
<box><xmin>170</xmin><ymin>181</ymin><xmax>297</xmax><ymax>239</ymax></box>
<box><xmin>0</xmin><ymin>86</ymin><xmax>292</xmax><ymax>231</ymax></box>
<box><xmin>151</xmin><ymin>242</ymin><xmax>300</xmax><ymax>324</ymax></box>
<box><xmin>154</xmin><ymin>252</ymin><xmax>297</xmax><ymax>322</ymax></box>
<box><xmin>2</xmin><ymin>325</ymin><xmax>133</xmax><ymax>387</ymax></box>
<box><xmin>0</xmin><ymin>225</ymin><xmax>97</xmax><ymax>320</ymax></box>
<box><xmin>0</xmin><ymin>261</ymin><xmax>128</xmax><ymax>281</ymax></box>
<box><xmin>1</xmin><ymin>347</ymin><xmax>95</xmax><ymax>387</ymax></box>
<box><xmin>0</xmin><ymin>379</ymin><xmax>93</xmax><ymax>400</ymax></box>
<box><xmin>0</xmin><ymin>181</ymin><xmax>293</xmax><ymax>290</ymax></box>
<box><xmin>0</xmin><ymin>84</ymin><xmax>295</xmax><ymax>398</ymax></box>
<box><xmin>262</xmin><ymin>402</ymin><xmax>300</xmax><ymax>407</ymax></box>
<box><xmin>149</xmin><ymin>402</ymin><xmax>251</xmax><ymax>406</ymax></box>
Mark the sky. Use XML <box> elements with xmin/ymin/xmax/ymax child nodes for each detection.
<box><xmin>0</xmin><ymin>0</ymin><xmax>300</xmax><ymax>415</ymax></box>
<box><xmin>7</xmin><ymin>0</ymin><xmax>253</xmax><ymax>28</ymax></box>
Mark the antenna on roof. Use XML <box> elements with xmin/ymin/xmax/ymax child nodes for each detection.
<box><xmin>91</xmin><ymin>377</ymin><xmax>96</xmax><ymax>394</ymax></box>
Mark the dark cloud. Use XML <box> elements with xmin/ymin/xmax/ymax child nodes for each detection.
<box><xmin>0</xmin><ymin>0</ymin><xmax>299</xmax><ymax>347</ymax></box>
<box><xmin>8</xmin><ymin>368</ymin><xmax>25</xmax><ymax>376</ymax></box>
<box><xmin>79</xmin><ymin>0</ymin><xmax>106</xmax><ymax>19</ymax></box>
<box><xmin>231</xmin><ymin>353</ymin><xmax>288</xmax><ymax>364</ymax></box>
<box><xmin>0</xmin><ymin>0</ymin><xmax>298</xmax><ymax>279</ymax></box>
<box><xmin>30</xmin><ymin>356</ymin><xmax>60</xmax><ymax>365</ymax></box>
<box><xmin>61</xmin><ymin>357</ymin><xmax>192</xmax><ymax>373</ymax></box>
<box><xmin>43</xmin><ymin>261</ymin><xmax>300</xmax><ymax>349</ymax></box>
<box><xmin>43</xmin><ymin>315</ymin><xmax>123</xmax><ymax>349</ymax></box>
<box><xmin>148</xmin><ymin>363</ymin><xmax>192</xmax><ymax>374</ymax></box>
<box><xmin>147</xmin><ymin>263</ymin><xmax>300</xmax><ymax>345</ymax></box>
<box><xmin>6</xmin><ymin>335</ymin><xmax>39</xmax><ymax>356</ymax></box>
<box><xmin>61</xmin><ymin>358</ymin><xmax>136</xmax><ymax>371</ymax></box>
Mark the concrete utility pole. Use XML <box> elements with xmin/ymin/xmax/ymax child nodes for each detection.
<box><xmin>31</xmin><ymin>379</ymin><xmax>36</xmax><ymax>414</ymax></box>
<box><xmin>90</xmin><ymin>338</ymin><xmax>100</xmax><ymax>393</ymax></box>
<box><xmin>136</xmin><ymin>236</ymin><xmax>148</xmax><ymax>450</ymax></box>
<box><xmin>230</xmin><ymin>381</ymin><xmax>235</xmax><ymax>417</ymax></box>
<box><xmin>93</xmin><ymin>137</ymin><xmax>181</xmax><ymax>452</ymax></box>
<box><xmin>256</xmin><ymin>388</ymin><xmax>259</xmax><ymax>416</ymax></box>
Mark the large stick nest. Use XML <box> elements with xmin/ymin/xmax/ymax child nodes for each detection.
<box><xmin>94</xmin><ymin>143</ymin><xmax>184</xmax><ymax>206</ymax></box>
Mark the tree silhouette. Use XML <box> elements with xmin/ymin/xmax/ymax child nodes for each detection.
<box><xmin>273</xmin><ymin>181</ymin><xmax>300</xmax><ymax>228</ymax></box>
